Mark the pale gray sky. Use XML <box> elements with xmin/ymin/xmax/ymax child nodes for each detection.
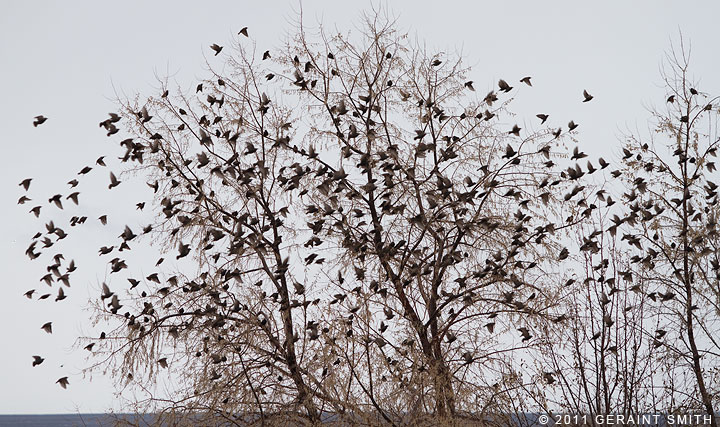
<box><xmin>2</xmin><ymin>0</ymin><xmax>719</xmax><ymax>414</ymax></box>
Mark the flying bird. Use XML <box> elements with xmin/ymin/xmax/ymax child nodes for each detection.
<box><xmin>32</xmin><ymin>356</ymin><xmax>44</xmax><ymax>367</ymax></box>
<box><xmin>19</xmin><ymin>178</ymin><xmax>32</xmax><ymax>191</ymax></box>
<box><xmin>108</xmin><ymin>172</ymin><xmax>120</xmax><ymax>189</ymax></box>
<box><xmin>520</xmin><ymin>76</ymin><xmax>532</xmax><ymax>86</ymax></box>
<box><xmin>48</xmin><ymin>194</ymin><xmax>63</xmax><ymax>209</ymax></box>
<box><xmin>210</xmin><ymin>44</ymin><xmax>223</xmax><ymax>56</ymax></box>
<box><xmin>33</xmin><ymin>116</ymin><xmax>48</xmax><ymax>127</ymax></box>
<box><xmin>66</xmin><ymin>192</ymin><xmax>80</xmax><ymax>205</ymax></box>
<box><xmin>238</xmin><ymin>27</ymin><xmax>249</xmax><ymax>37</ymax></box>
<box><xmin>101</xmin><ymin>282</ymin><xmax>113</xmax><ymax>300</ymax></box>
<box><xmin>56</xmin><ymin>377</ymin><xmax>69</xmax><ymax>389</ymax></box>
<box><xmin>41</xmin><ymin>322</ymin><xmax>53</xmax><ymax>334</ymax></box>
<box><xmin>55</xmin><ymin>287</ymin><xmax>66</xmax><ymax>302</ymax></box>
<box><xmin>583</xmin><ymin>90</ymin><xmax>594</xmax><ymax>102</ymax></box>
<box><xmin>498</xmin><ymin>79</ymin><xmax>513</xmax><ymax>92</ymax></box>
<box><xmin>536</xmin><ymin>114</ymin><xmax>548</xmax><ymax>124</ymax></box>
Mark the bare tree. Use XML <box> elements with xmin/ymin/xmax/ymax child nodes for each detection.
<box><xmin>612</xmin><ymin>40</ymin><xmax>720</xmax><ymax>424</ymax></box>
<box><xmin>20</xmin><ymin>8</ymin><xmax>613</xmax><ymax>425</ymax></box>
<box><xmin>535</xmin><ymin>38</ymin><xmax>720</xmax><ymax>425</ymax></box>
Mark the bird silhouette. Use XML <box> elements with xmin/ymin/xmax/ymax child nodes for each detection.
<box><xmin>498</xmin><ymin>79</ymin><xmax>513</xmax><ymax>92</ymax></box>
<box><xmin>108</xmin><ymin>172</ymin><xmax>121</xmax><ymax>189</ymax></box>
<box><xmin>583</xmin><ymin>90</ymin><xmax>594</xmax><ymax>102</ymax></box>
<box><xmin>33</xmin><ymin>116</ymin><xmax>48</xmax><ymax>127</ymax></box>
<box><xmin>19</xmin><ymin>178</ymin><xmax>32</xmax><ymax>191</ymax></box>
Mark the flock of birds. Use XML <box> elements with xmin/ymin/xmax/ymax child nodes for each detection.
<box><xmin>17</xmin><ymin>26</ymin><xmax>258</xmax><ymax>391</ymax></box>
<box><xmin>25</xmin><ymin>24</ymin><xmax>702</xmax><ymax>399</ymax></box>
<box><xmin>19</xmin><ymin>38</ymin><xmax>599</xmax><ymax>392</ymax></box>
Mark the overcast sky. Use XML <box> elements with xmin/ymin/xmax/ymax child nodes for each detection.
<box><xmin>2</xmin><ymin>0</ymin><xmax>719</xmax><ymax>415</ymax></box>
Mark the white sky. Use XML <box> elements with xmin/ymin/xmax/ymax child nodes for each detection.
<box><xmin>2</xmin><ymin>0</ymin><xmax>719</xmax><ymax>414</ymax></box>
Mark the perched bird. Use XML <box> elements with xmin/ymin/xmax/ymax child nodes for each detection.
<box><xmin>33</xmin><ymin>116</ymin><xmax>48</xmax><ymax>127</ymax></box>
<box><xmin>583</xmin><ymin>90</ymin><xmax>594</xmax><ymax>102</ymax></box>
